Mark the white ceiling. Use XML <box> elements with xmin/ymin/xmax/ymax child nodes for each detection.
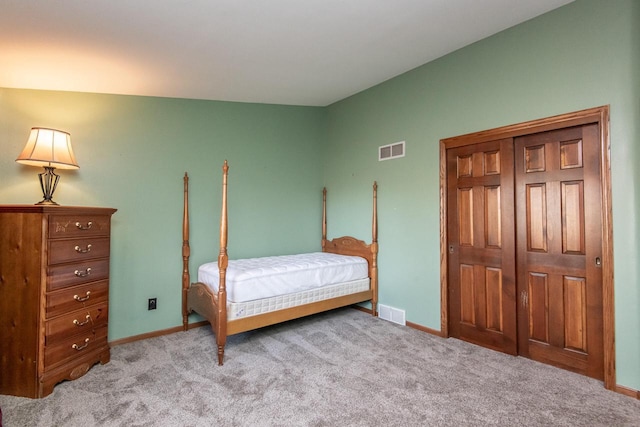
<box><xmin>0</xmin><ymin>0</ymin><xmax>573</xmax><ymax>106</ymax></box>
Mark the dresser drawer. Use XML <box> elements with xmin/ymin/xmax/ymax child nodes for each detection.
<box><xmin>47</xmin><ymin>259</ymin><xmax>110</xmax><ymax>291</ymax></box>
<box><xmin>48</xmin><ymin>237</ymin><xmax>110</xmax><ymax>265</ymax></box>
<box><xmin>45</xmin><ymin>303</ymin><xmax>108</xmax><ymax>344</ymax></box>
<box><xmin>46</xmin><ymin>281</ymin><xmax>109</xmax><ymax>318</ymax></box>
<box><xmin>44</xmin><ymin>326</ymin><xmax>108</xmax><ymax>368</ymax></box>
<box><xmin>48</xmin><ymin>215</ymin><xmax>111</xmax><ymax>239</ymax></box>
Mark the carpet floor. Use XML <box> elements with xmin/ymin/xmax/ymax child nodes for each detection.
<box><xmin>1</xmin><ymin>307</ymin><xmax>639</xmax><ymax>426</ymax></box>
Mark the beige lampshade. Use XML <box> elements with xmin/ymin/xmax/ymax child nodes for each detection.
<box><xmin>16</xmin><ymin>127</ymin><xmax>79</xmax><ymax>170</ymax></box>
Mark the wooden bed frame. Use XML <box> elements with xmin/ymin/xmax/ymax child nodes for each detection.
<box><xmin>181</xmin><ymin>161</ymin><xmax>378</xmax><ymax>365</ymax></box>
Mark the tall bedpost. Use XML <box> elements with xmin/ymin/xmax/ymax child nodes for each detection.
<box><xmin>216</xmin><ymin>160</ymin><xmax>229</xmax><ymax>365</ymax></box>
<box><xmin>321</xmin><ymin>187</ymin><xmax>327</xmax><ymax>251</ymax></box>
<box><xmin>371</xmin><ymin>181</ymin><xmax>378</xmax><ymax>317</ymax></box>
<box><xmin>182</xmin><ymin>172</ymin><xmax>191</xmax><ymax>331</ymax></box>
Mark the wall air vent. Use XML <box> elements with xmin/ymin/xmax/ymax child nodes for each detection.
<box><xmin>378</xmin><ymin>304</ymin><xmax>406</xmax><ymax>325</ymax></box>
<box><xmin>379</xmin><ymin>141</ymin><xmax>405</xmax><ymax>161</ymax></box>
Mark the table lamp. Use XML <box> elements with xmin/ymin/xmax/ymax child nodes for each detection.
<box><xmin>15</xmin><ymin>127</ymin><xmax>79</xmax><ymax>205</ymax></box>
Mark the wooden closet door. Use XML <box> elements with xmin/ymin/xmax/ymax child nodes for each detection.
<box><xmin>447</xmin><ymin>138</ymin><xmax>517</xmax><ymax>355</ymax></box>
<box><xmin>515</xmin><ymin>124</ymin><xmax>604</xmax><ymax>380</ymax></box>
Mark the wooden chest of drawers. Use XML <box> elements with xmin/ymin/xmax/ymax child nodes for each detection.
<box><xmin>0</xmin><ymin>205</ymin><xmax>116</xmax><ymax>398</ymax></box>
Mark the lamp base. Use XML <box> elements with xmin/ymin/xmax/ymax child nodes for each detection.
<box><xmin>37</xmin><ymin>166</ymin><xmax>61</xmax><ymax>206</ymax></box>
<box><xmin>35</xmin><ymin>199</ymin><xmax>60</xmax><ymax>206</ymax></box>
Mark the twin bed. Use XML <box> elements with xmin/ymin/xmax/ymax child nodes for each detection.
<box><xmin>181</xmin><ymin>161</ymin><xmax>379</xmax><ymax>364</ymax></box>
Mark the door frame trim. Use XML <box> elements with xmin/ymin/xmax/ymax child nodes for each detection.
<box><xmin>439</xmin><ymin>105</ymin><xmax>614</xmax><ymax>389</ymax></box>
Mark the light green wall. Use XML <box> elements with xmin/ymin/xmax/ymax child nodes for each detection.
<box><xmin>0</xmin><ymin>0</ymin><xmax>637</xmax><ymax>391</ymax></box>
<box><xmin>0</xmin><ymin>89</ymin><xmax>327</xmax><ymax>341</ymax></box>
<box><xmin>324</xmin><ymin>0</ymin><xmax>639</xmax><ymax>390</ymax></box>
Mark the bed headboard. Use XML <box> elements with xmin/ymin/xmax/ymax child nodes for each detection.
<box><xmin>321</xmin><ymin>182</ymin><xmax>378</xmax><ymax>315</ymax></box>
<box><xmin>321</xmin><ymin>182</ymin><xmax>378</xmax><ymax>260</ymax></box>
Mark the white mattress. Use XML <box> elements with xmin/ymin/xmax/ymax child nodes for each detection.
<box><xmin>197</xmin><ymin>252</ymin><xmax>369</xmax><ymax>303</ymax></box>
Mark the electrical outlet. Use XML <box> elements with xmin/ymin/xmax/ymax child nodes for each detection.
<box><xmin>148</xmin><ymin>298</ymin><xmax>157</xmax><ymax>310</ymax></box>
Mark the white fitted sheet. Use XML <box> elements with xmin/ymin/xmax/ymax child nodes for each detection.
<box><xmin>197</xmin><ymin>252</ymin><xmax>369</xmax><ymax>303</ymax></box>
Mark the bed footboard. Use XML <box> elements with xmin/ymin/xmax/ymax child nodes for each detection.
<box><xmin>186</xmin><ymin>283</ymin><xmax>217</xmax><ymax>325</ymax></box>
<box><xmin>182</xmin><ymin>163</ymin><xmax>230</xmax><ymax>365</ymax></box>
<box><xmin>182</xmin><ymin>173</ymin><xmax>190</xmax><ymax>331</ymax></box>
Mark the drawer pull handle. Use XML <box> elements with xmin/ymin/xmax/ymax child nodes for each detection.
<box><xmin>74</xmin><ymin>268</ymin><xmax>92</xmax><ymax>277</ymax></box>
<box><xmin>73</xmin><ymin>314</ymin><xmax>91</xmax><ymax>326</ymax></box>
<box><xmin>74</xmin><ymin>244</ymin><xmax>92</xmax><ymax>253</ymax></box>
<box><xmin>72</xmin><ymin>338</ymin><xmax>90</xmax><ymax>351</ymax></box>
<box><xmin>75</xmin><ymin>221</ymin><xmax>93</xmax><ymax>230</ymax></box>
<box><xmin>74</xmin><ymin>291</ymin><xmax>91</xmax><ymax>302</ymax></box>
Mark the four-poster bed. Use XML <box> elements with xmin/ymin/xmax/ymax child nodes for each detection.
<box><xmin>181</xmin><ymin>161</ymin><xmax>378</xmax><ymax>365</ymax></box>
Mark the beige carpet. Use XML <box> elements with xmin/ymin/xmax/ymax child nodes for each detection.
<box><xmin>1</xmin><ymin>307</ymin><xmax>639</xmax><ymax>426</ymax></box>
